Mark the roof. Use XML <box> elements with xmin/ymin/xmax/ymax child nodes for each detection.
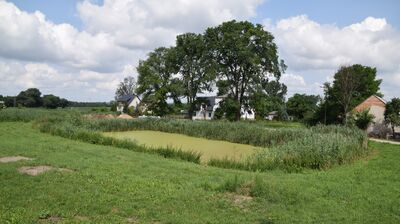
<box><xmin>268</xmin><ymin>111</ymin><xmax>278</xmax><ymax>115</ymax></box>
<box><xmin>116</xmin><ymin>94</ymin><xmax>140</xmax><ymax>104</ymax></box>
<box><xmin>354</xmin><ymin>95</ymin><xmax>386</xmax><ymax>112</ymax></box>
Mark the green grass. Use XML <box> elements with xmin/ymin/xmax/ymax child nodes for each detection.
<box><xmin>0</xmin><ymin>122</ymin><xmax>399</xmax><ymax>223</ymax></box>
<box><xmin>104</xmin><ymin>130</ymin><xmax>260</xmax><ymax>162</ymax></box>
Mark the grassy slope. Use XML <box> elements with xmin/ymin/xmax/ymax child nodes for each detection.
<box><xmin>0</xmin><ymin>122</ymin><xmax>399</xmax><ymax>223</ymax></box>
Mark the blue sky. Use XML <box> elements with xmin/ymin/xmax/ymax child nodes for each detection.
<box><xmin>9</xmin><ymin>0</ymin><xmax>400</xmax><ymax>29</ymax></box>
<box><xmin>1</xmin><ymin>0</ymin><xmax>399</xmax><ymax>101</ymax></box>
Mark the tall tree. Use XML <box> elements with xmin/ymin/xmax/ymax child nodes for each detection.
<box><xmin>385</xmin><ymin>98</ymin><xmax>400</xmax><ymax>135</ymax></box>
<box><xmin>287</xmin><ymin>94</ymin><xmax>320</xmax><ymax>120</ymax></box>
<box><xmin>205</xmin><ymin>20</ymin><xmax>285</xmax><ymax>121</ymax></box>
<box><xmin>16</xmin><ymin>88</ymin><xmax>42</xmax><ymax>107</ymax></box>
<box><xmin>316</xmin><ymin>64</ymin><xmax>382</xmax><ymax>124</ymax></box>
<box><xmin>136</xmin><ymin>47</ymin><xmax>179</xmax><ymax>116</ymax></box>
<box><xmin>175</xmin><ymin>33</ymin><xmax>214</xmax><ymax>118</ymax></box>
<box><xmin>115</xmin><ymin>76</ymin><xmax>137</xmax><ymax>98</ymax></box>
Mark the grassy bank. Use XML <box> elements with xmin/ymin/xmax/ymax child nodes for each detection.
<box><xmin>0</xmin><ymin>122</ymin><xmax>399</xmax><ymax>223</ymax></box>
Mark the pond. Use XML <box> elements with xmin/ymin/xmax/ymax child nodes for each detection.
<box><xmin>103</xmin><ymin>130</ymin><xmax>260</xmax><ymax>162</ymax></box>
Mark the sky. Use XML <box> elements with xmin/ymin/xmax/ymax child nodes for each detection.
<box><xmin>1</xmin><ymin>0</ymin><xmax>399</xmax><ymax>102</ymax></box>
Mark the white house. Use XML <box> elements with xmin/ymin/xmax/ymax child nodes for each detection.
<box><xmin>192</xmin><ymin>96</ymin><xmax>255</xmax><ymax>120</ymax></box>
<box><xmin>116</xmin><ymin>94</ymin><xmax>141</xmax><ymax>113</ymax></box>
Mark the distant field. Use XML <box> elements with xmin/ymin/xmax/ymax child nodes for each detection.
<box><xmin>104</xmin><ymin>130</ymin><xmax>260</xmax><ymax>162</ymax></box>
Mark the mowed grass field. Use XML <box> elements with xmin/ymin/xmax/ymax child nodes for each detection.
<box><xmin>104</xmin><ymin>130</ymin><xmax>259</xmax><ymax>162</ymax></box>
<box><xmin>0</xmin><ymin>122</ymin><xmax>399</xmax><ymax>223</ymax></box>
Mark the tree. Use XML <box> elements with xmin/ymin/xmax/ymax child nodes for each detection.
<box><xmin>249</xmin><ymin>80</ymin><xmax>287</xmax><ymax>119</ymax></box>
<box><xmin>175</xmin><ymin>33</ymin><xmax>214</xmax><ymax>118</ymax></box>
<box><xmin>287</xmin><ymin>94</ymin><xmax>320</xmax><ymax>120</ymax></box>
<box><xmin>205</xmin><ymin>20</ymin><xmax>285</xmax><ymax>121</ymax></box>
<box><xmin>16</xmin><ymin>88</ymin><xmax>42</xmax><ymax>107</ymax></box>
<box><xmin>314</xmin><ymin>64</ymin><xmax>382</xmax><ymax>125</ymax></box>
<box><xmin>42</xmin><ymin>94</ymin><xmax>61</xmax><ymax>109</ymax></box>
<box><xmin>352</xmin><ymin>109</ymin><xmax>375</xmax><ymax>130</ymax></box>
<box><xmin>115</xmin><ymin>76</ymin><xmax>137</xmax><ymax>98</ymax></box>
<box><xmin>136</xmin><ymin>47</ymin><xmax>179</xmax><ymax>116</ymax></box>
<box><xmin>385</xmin><ymin>98</ymin><xmax>400</xmax><ymax>135</ymax></box>
<box><xmin>332</xmin><ymin>66</ymin><xmax>359</xmax><ymax>124</ymax></box>
<box><xmin>59</xmin><ymin>98</ymin><xmax>69</xmax><ymax>108</ymax></box>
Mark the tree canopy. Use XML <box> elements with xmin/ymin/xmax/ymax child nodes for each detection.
<box><xmin>385</xmin><ymin>98</ymin><xmax>400</xmax><ymax>135</ymax></box>
<box><xmin>115</xmin><ymin>76</ymin><xmax>137</xmax><ymax>99</ymax></box>
<box><xmin>205</xmin><ymin>20</ymin><xmax>286</xmax><ymax>120</ymax></box>
<box><xmin>137</xmin><ymin>47</ymin><xmax>179</xmax><ymax>116</ymax></box>
<box><xmin>287</xmin><ymin>94</ymin><xmax>320</xmax><ymax>121</ymax></box>
<box><xmin>314</xmin><ymin>64</ymin><xmax>382</xmax><ymax>124</ymax></box>
<box><xmin>175</xmin><ymin>33</ymin><xmax>214</xmax><ymax>118</ymax></box>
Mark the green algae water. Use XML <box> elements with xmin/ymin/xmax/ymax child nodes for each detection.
<box><xmin>104</xmin><ymin>130</ymin><xmax>260</xmax><ymax>162</ymax></box>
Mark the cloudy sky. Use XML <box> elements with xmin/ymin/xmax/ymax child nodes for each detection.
<box><xmin>1</xmin><ymin>0</ymin><xmax>399</xmax><ymax>101</ymax></box>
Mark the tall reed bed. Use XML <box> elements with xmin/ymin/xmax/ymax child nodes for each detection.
<box><xmin>209</xmin><ymin>127</ymin><xmax>369</xmax><ymax>172</ymax></box>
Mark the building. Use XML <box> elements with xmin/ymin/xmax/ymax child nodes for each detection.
<box><xmin>192</xmin><ymin>96</ymin><xmax>255</xmax><ymax>120</ymax></box>
<box><xmin>353</xmin><ymin>95</ymin><xmax>387</xmax><ymax>134</ymax></box>
<box><xmin>265</xmin><ymin>111</ymin><xmax>278</xmax><ymax>121</ymax></box>
<box><xmin>116</xmin><ymin>94</ymin><xmax>141</xmax><ymax>113</ymax></box>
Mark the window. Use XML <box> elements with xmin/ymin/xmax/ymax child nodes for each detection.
<box><xmin>209</xmin><ymin>112</ymin><xmax>212</xmax><ymax>117</ymax></box>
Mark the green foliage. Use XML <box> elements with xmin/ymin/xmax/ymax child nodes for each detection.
<box><xmin>385</xmin><ymin>98</ymin><xmax>400</xmax><ymax>135</ymax></box>
<box><xmin>287</xmin><ymin>94</ymin><xmax>320</xmax><ymax>120</ymax></box>
<box><xmin>314</xmin><ymin>65</ymin><xmax>382</xmax><ymax>125</ymax></box>
<box><xmin>137</xmin><ymin>47</ymin><xmax>179</xmax><ymax>116</ymax></box>
<box><xmin>352</xmin><ymin>109</ymin><xmax>375</xmax><ymax>130</ymax></box>
<box><xmin>16</xmin><ymin>88</ymin><xmax>42</xmax><ymax>107</ymax></box>
<box><xmin>175</xmin><ymin>33</ymin><xmax>214</xmax><ymax>118</ymax></box>
<box><xmin>42</xmin><ymin>94</ymin><xmax>62</xmax><ymax>109</ymax></box>
<box><xmin>218</xmin><ymin>97</ymin><xmax>240</xmax><ymax>121</ymax></box>
<box><xmin>205</xmin><ymin>20</ymin><xmax>285</xmax><ymax>121</ymax></box>
<box><xmin>249</xmin><ymin>81</ymin><xmax>287</xmax><ymax>119</ymax></box>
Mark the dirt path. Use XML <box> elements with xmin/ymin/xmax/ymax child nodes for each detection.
<box><xmin>369</xmin><ymin>138</ymin><xmax>400</xmax><ymax>145</ymax></box>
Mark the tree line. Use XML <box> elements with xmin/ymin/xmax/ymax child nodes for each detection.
<box><xmin>0</xmin><ymin>88</ymin><xmax>69</xmax><ymax>109</ymax></box>
<box><xmin>0</xmin><ymin>88</ymin><xmax>110</xmax><ymax>109</ymax></box>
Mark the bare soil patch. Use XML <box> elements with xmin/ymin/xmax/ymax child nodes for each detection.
<box><xmin>18</xmin><ymin>166</ymin><xmax>74</xmax><ymax>176</ymax></box>
<box><xmin>0</xmin><ymin>156</ymin><xmax>33</xmax><ymax>163</ymax></box>
<box><xmin>38</xmin><ymin>216</ymin><xmax>62</xmax><ymax>223</ymax></box>
<box><xmin>18</xmin><ymin>166</ymin><xmax>53</xmax><ymax>176</ymax></box>
<box><xmin>117</xmin><ymin>114</ymin><xmax>134</xmax><ymax>119</ymax></box>
<box><xmin>84</xmin><ymin>114</ymin><xmax>116</xmax><ymax>120</ymax></box>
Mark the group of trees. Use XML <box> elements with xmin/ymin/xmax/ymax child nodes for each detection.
<box><xmin>114</xmin><ymin>20</ymin><xmax>397</xmax><ymax>128</ymax></box>
<box><xmin>0</xmin><ymin>88</ymin><xmax>69</xmax><ymax>109</ymax></box>
<box><xmin>127</xmin><ymin>20</ymin><xmax>287</xmax><ymax>120</ymax></box>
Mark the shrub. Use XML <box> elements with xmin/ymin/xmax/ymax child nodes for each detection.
<box><xmin>352</xmin><ymin>109</ymin><xmax>374</xmax><ymax>130</ymax></box>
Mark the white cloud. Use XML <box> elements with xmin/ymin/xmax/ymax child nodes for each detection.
<box><xmin>267</xmin><ymin>15</ymin><xmax>400</xmax><ymax>99</ymax></box>
<box><xmin>0</xmin><ymin>0</ymin><xmax>263</xmax><ymax>101</ymax></box>
<box><xmin>77</xmin><ymin>0</ymin><xmax>263</xmax><ymax>49</ymax></box>
<box><xmin>0</xmin><ymin>0</ymin><xmax>134</xmax><ymax>72</ymax></box>
<box><xmin>0</xmin><ymin>0</ymin><xmax>399</xmax><ymax>101</ymax></box>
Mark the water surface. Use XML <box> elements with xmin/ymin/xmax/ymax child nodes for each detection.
<box><xmin>104</xmin><ymin>130</ymin><xmax>260</xmax><ymax>162</ymax></box>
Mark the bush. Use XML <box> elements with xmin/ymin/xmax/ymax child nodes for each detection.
<box><xmin>352</xmin><ymin>109</ymin><xmax>374</xmax><ymax>130</ymax></box>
